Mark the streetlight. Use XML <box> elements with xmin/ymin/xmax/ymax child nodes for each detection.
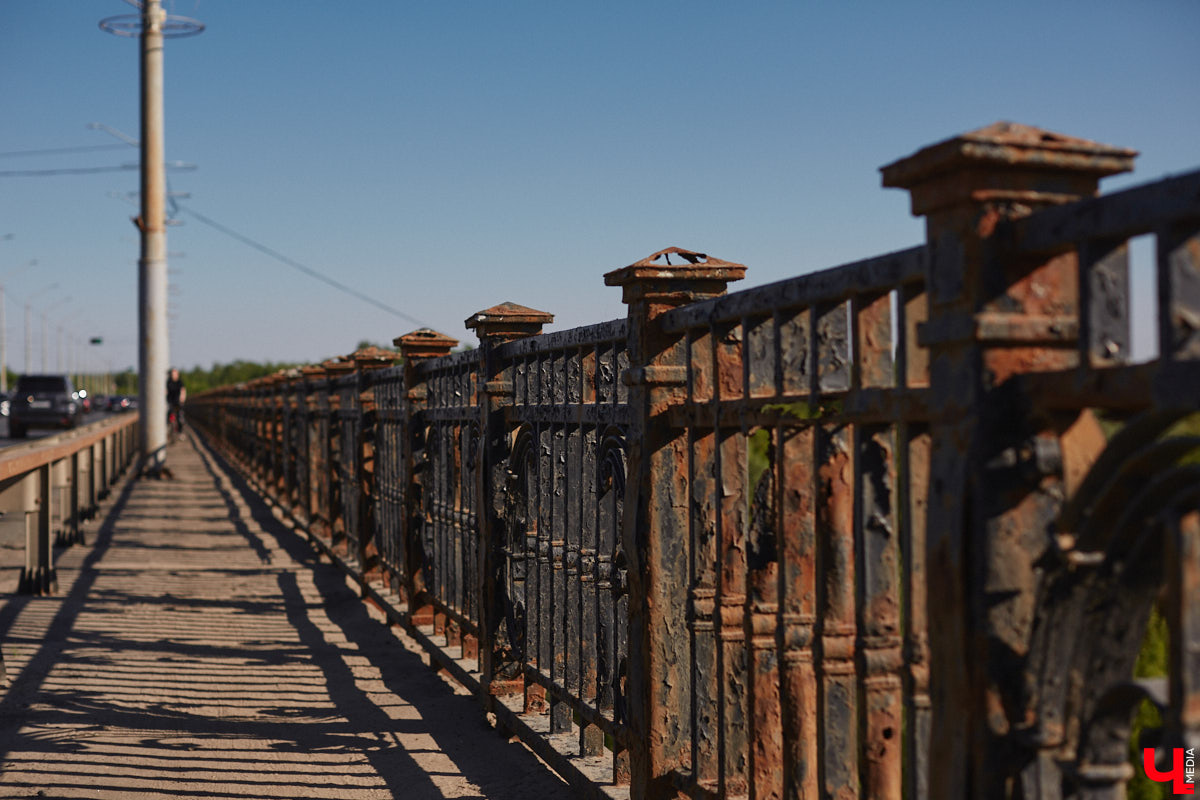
<box><xmin>86</xmin><ymin>122</ymin><xmax>138</xmax><ymax>147</ymax></box>
<box><xmin>41</xmin><ymin>296</ymin><xmax>72</xmax><ymax>372</ymax></box>
<box><xmin>100</xmin><ymin>0</ymin><xmax>203</xmax><ymax>475</ymax></box>
<box><xmin>25</xmin><ymin>282</ymin><xmax>58</xmax><ymax>374</ymax></box>
<box><xmin>0</xmin><ymin>258</ymin><xmax>35</xmax><ymax>392</ymax></box>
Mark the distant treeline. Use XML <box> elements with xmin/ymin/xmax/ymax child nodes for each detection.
<box><xmin>100</xmin><ymin>340</ymin><xmax>470</xmax><ymax>399</ymax></box>
<box><xmin>106</xmin><ymin>360</ymin><xmax>302</xmax><ymax>397</ymax></box>
<box><xmin>179</xmin><ymin>360</ymin><xmax>304</xmax><ymax>395</ymax></box>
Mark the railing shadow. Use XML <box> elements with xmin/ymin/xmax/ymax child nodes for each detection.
<box><xmin>191</xmin><ymin>434</ymin><xmax>574</xmax><ymax>798</ymax></box>
<box><xmin>0</xmin><ymin>437</ymin><xmax>571</xmax><ymax>798</ymax></box>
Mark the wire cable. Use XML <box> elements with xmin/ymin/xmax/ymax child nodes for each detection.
<box><xmin>174</xmin><ymin>204</ymin><xmax>431</xmax><ymax>328</ymax></box>
<box><xmin>0</xmin><ymin>164</ymin><xmax>138</xmax><ymax>177</ymax></box>
<box><xmin>0</xmin><ymin>143</ymin><xmax>131</xmax><ymax>159</ymax></box>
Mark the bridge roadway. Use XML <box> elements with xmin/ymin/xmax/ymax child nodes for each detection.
<box><xmin>0</xmin><ymin>411</ymin><xmax>124</xmax><ymax>448</ymax></box>
<box><xmin>0</xmin><ymin>431</ymin><xmax>572</xmax><ymax>798</ymax></box>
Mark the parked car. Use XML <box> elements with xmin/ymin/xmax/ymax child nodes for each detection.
<box><xmin>8</xmin><ymin>374</ymin><xmax>82</xmax><ymax>437</ymax></box>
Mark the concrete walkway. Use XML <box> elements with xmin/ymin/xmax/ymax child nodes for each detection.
<box><xmin>0</xmin><ymin>434</ymin><xmax>570</xmax><ymax>799</ymax></box>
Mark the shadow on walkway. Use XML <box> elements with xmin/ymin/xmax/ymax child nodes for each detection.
<box><xmin>0</xmin><ymin>433</ymin><xmax>570</xmax><ymax>799</ymax></box>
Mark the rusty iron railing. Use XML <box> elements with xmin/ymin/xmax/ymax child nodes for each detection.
<box><xmin>188</xmin><ymin>122</ymin><xmax>1200</xmax><ymax>799</ymax></box>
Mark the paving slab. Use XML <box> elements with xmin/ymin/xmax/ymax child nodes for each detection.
<box><xmin>0</xmin><ymin>434</ymin><xmax>570</xmax><ymax>799</ymax></box>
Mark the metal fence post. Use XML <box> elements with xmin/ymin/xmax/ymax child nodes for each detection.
<box><xmin>301</xmin><ymin>365</ymin><xmax>331</xmax><ymax>539</ymax></box>
<box><xmin>464</xmin><ymin>304</ymin><xmax>554</xmax><ymax>704</ymax></box>
<box><xmin>323</xmin><ymin>358</ymin><xmax>356</xmax><ymax>557</ymax></box>
<box><xmin>14</xmin><ymin>473</ymin><xmax>41</xmax><ymax>594</ymax></box>
<box><xmin>604</xmin><ymin>250</ymin><xmax>745</xmax><ymax>798</ymax></box>
<box><xmin>86</xmin><ymin>443</ymin><xmax>97</xmax><ymax>517</ymax></box>
<box><xmin>395</xmin><ymin>329</ymin><xmax>459</xmax><ymax>620</ymax></box>
<box><xmin>296</xmin><ymin>366</ymin><xmax>322</xmax><ymax>528</ymax></box>
<box><xmin>881</xmin><ymin>122</ymin><xmax>1137</xmax><ymax>796</ymax></box>
<box><xmin>99</xmin><ymin>436</ymin><xmax>110</xmax><ymax>496</ymax></box>
<box><xmin>69</xmin><ymin>451</ymin><xmax>80</xmax><ymax>545</ymax></box>
<box><xmin>33</xmin><ymin>463</ymin><xmax>55</xmax><ymax>594</ymax></box>
<box><xmin>348</xmin><ymin>346</ymin><xmax>398</xmax><ymax>581</ymax></box>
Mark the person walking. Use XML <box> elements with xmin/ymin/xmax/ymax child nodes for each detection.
<box><xmin>167</xmin><ymin>368</ymin><xmax>186</xmax><ymax>434</ymax></box>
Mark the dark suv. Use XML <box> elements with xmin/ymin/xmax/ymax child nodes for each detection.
<box><xmin>8</xmin><ymin>374</ymin><xmax>82</xmax><ymax>438</ymax></box>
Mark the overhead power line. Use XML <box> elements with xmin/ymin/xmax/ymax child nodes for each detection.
<box><xmin>0</xmin><ymin>143</ymin><xmax>130</xmax><ymax>159</ymax></box>
<box><xmin>174</xmin><ymin>204</ymin><xmax>431</xmax><ymax>329</ymax></box>
<box><xmin>0</xmin><ymin>161</ymin><xmax>196</xmax><ymax>178</ymax></box>
<box><xmin>0</xmin><ymin>164</ymin><xmax>139</xmax><ymax>177</ymax></box>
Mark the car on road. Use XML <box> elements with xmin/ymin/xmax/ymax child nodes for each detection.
<box><xmin>8</xmin><ymin>374</ymin><xmax>83</xmax><ymax>437</ymax></box>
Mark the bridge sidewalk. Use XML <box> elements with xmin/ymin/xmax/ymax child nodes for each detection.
<box><xmin>0</xmin><ymin>433</ymin><xmax>570</xmax><ymax>799</ymax></box>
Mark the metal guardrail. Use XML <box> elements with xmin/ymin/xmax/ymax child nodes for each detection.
<box><xmin>190</xmin><ymin>123</ymin><xmax>1200</xmax><ymax>799</ymax></box>
<box><xmin>0</xmin><ymin>413</ymin><xmax>140</xmax><ymax>595</ymax></box>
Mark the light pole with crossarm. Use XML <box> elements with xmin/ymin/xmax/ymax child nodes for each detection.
<box><xmin>100</xmin><ymin>0</ymin><xmax>202</xmax><ymax>475</ymax></box>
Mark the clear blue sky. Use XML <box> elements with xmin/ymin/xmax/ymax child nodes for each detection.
<box><xmin>1</xmin><ymin>1</ymin><xmax>1197</xmax><ymax>374</ymax></box>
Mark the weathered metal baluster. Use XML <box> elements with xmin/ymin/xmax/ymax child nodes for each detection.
<box><xmin>330</xmin><ymin>361</ymin><xmax>359</xmax><ymax>560</ymax></box>
<box><xmin>250</xmin><ymin>383</ymin><xmax>263</xmax><ymax>484</ymax></box>
<box><xmin>605</xmin><ymin>248</ymin><xmax>745</xmax><ymax>798</ymax></box>
<box><xmin>373</xmin><ymin>367</ymin><xmax>406</xmax><ymax>595</ymax></box>
<box><xmin>435</xmin><ymin>372</ymin><xmax>449</xmax><ymax>632</ymax></box>
<box><xmin>714</xmin><ymin>318</ymin><xmax>750</xmax><ymax>797</ymax></box>
<box><xmin>900</xmin><ymin>423</ymin><xmax>931</xmax><ymax>799</ymax></box>
<box><xmin>537</xmin><ymin>353</ymin><xmax>553</xmax><ymax>712</ymax></box>
<box><xmin>275</xmin><ymin>374</ymin><xmax>287</xmax><ymax>502</ymax></box>
<box><xmin>579</xmin><ymin>342</ymin><xmax>603</xmax><ymax>757</ymax></box>
<box><xmin>281</xmin><ymin>374</ymin><xmax>296</xmax><ymax>510</ymax></box>
<box><xmin>689</xmin><ymin>324</ymin><xmax>720</xmax><ymax>788</ymax></box>
<box><xmin>1078</xmin><ymin>237</ymin><xmax>1130</xmax><ymax>368</ymax></box>
<box><xmin>895</xmin><ymin>278</ymin><xmax>931</xmax><ymax>799</ymax></box>
<box><xmin>778</xmin><ymin>305</ymin><xmax>819</xmax><ymax>800</ymax></box>
<box><xmin>1157</xmin><ymin>222</ymin><xmax>1200</xmax><ymax>364</ymax></box>
<box><xmin>852</xmin><ymin>291</ymin><xmax>902</xmax><ymax>800</ymax></box>
<box><xmin>301</xmin><ymin>366</ymin><xmax>325</xmax><ymax>532</ymax></box>
<box><xmin>595</xmin><ymin>340</ymin><xmax>628</xmax><ymax>781</ymax></box>
<box><xmin>464</xmin><ymin>387</ymin><xmax>481</xmax><ymax>649</ymax></box>
<box><xmin>314</xmin><ymin>370</ymin><xmax>333</xmax><ymax>541</ymax></box>
<box><xmin>563</xmin><ymin>346</ymin><xmax>584</xmax><ymax>738</ymax></box>
<box><xmin>387</xmin><ymin>376</ymin><xmax>403</xmax><ymax>581</ymax></box>
<box><xmin>268</xmin><ymin>380</ymin><xmax>278</xmax><ymax>493</ymax></box>
<box><xmin>546</xmin><ymin>347</ymin><xmax>568</xmax><ymax>733</ymax></box>
<box><xmin>614</xmin><ymin>340</ymin><xmax>632</xmax><ymax>784</ymax></box>
<box><xmin>814</xmin><ymin>297</ymin><xmax>858</xmax><ymax>799</ymax></box>
<box><xmin>448</xmin><ymin>370</ymin><xmax>463</xmax><ymax>643</ymax></box>
<box><xmin>745</xmin><ymin>313</ymin><xmax>782</xmax><ymax>799</ymax></box>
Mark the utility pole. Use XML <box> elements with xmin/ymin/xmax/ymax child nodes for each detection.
<box><xmin>101</xmin><ymin>1</ymin><xmax>202</xmax><ymax>474</ymax></box>
<box><xmin>140</xmin><ymin>0</ymin><xmax>169</xmax><ymax>472</ymax></box>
